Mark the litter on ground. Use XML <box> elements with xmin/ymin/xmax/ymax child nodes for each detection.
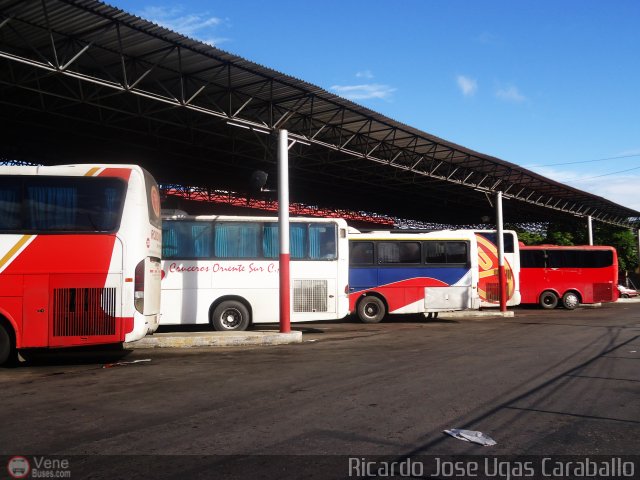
<box><xmin>443</xmin><ymin>428</ymin><xmax>497</xmax><ymax>446</ymax></box>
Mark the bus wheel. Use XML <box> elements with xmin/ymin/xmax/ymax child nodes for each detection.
<box><xmin>212</xmin><ymin>301</ymin><xmax>250</xmax><ymax>331</ymax></box>
<box><xmin>0</xmin><ymin>324</ymin><xmax>16</xmax><ymax>367</ymax></box>
<box><xmin>357</xmin><ymin>296</ymin><xmax>386</xmax><ymax>323</ymax></box>
<box><xmin>562</xmin><ymin>292</ymin><xmax>580</xmax><ymax>310</ymax></box>
<box><xmin>539</xmin><ymin>291</ymin><xmax>558</xmax><ymax>309</ymax></box>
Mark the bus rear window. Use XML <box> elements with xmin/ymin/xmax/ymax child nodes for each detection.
<box><xmin>0</xmin><ymin>176</ymin><xmax>126</xmax><ymax>232</ymax></box>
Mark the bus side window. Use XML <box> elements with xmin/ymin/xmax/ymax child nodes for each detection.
<box><xmin>350</xmin><ymin>241</ymin><xmax>374</xmax><ymax>265</ymax></box>
<box><xmin>0</xmin><ymin>182</ymin><xmax>21</xmax><ymax>230</ymax></box>
<box><xmin>446</xmin><ymin>241</ymin><xmax>468</xmax><ymax>264</ymax></box>
<box><xmin>398</xmin><ymin>242</ymin><xmax>420</xmax><ymax>263</ymax></box>
<box><xmin>425</xmin><ymin>241</ymin><xmax>446</xmax><ymax>264</ymax></box>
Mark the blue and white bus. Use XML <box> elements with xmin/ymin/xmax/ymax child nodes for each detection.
<box><xmin>348</xmin><ymin>229</ymin><xmax>481</xmax><ymax>323</ymax></box>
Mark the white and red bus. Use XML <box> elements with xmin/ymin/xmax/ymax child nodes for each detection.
<box><xmin>348</xmin><ymin>229</ymin><xmax>482</xmax><ymax>322</ymax></box>
<box><xmin>474</xmin><ymin>230</ymin><xmax>521</xmax><ymax>308</ymax></box>
<box><xmin>519</xmin><ymin>244</ymin><xmax>619</xmax><ymax>309</ymax></box>
<box><xmin>160</xmin><ymin>215</ymin><xmax>350</xmax><ymax>330</ymax></box>
<box><xmin>0</xmin><ymin>164</ymin><xmax>162</xmax><ymax>365</ymax></box>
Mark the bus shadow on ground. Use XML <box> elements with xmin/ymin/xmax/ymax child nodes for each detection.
<box><xmin>381</xmin><ymin>313</ymin><xmax>459</xmax><ymax>324</ymax></box>
<box><xmin>12</xmin><ymin>344</ymin><xmax>134</xmax><ymax>368</ymax></box>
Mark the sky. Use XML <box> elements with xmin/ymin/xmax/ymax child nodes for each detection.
<box><xmin>107</xmin><ymin>0</ymin><xmax>640</xmax><ymax>212</ymax></box>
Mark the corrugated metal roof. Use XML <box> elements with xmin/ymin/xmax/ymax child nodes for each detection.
<box><xmin>0</xmin><ymin>0</ymin><xmax>638</xmax><ymax>227</ymax></box>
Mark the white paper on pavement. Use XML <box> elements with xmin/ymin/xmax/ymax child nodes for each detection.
<box><xmin>443</xmin><ymin>428</ymin><xmax>497</xmax><ymax>446</ymax></box>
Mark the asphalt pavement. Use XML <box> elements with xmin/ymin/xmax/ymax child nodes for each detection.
<box><xmin>1</xmin><ymin>300</ymin><xmax>638</xmax><ymax>479</ymax></box>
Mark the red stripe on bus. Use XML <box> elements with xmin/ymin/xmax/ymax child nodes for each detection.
<box><xmin>349</xmin><ymin>277</ymin><xmax>449</xmax><ymax>313</ymax></box>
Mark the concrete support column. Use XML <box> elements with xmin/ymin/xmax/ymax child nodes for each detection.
<box><xmin>278</xmin><ymin>129</ymin><xmax>291</xmax><ymax>333</ymax></box>
<box><xmin>496</xmin><ymin>191</ymin><xmax>507</xmax><ymax>312</ymax></box>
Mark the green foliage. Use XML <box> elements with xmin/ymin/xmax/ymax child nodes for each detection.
<box><xmin>513</xmin><ymin>230</ymin><xmax>545</xmax><ymax>246</ymax></box>
<box><xmin>547</xmin><ymin>230</ymin><xmax>575</xmax><ymax>246</ymax></box>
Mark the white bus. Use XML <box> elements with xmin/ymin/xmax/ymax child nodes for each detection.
<box><xmin>160</xmin><ymin>215</ymin><xmax>350</xmax><ymax>330</ymax></box>
<box><xmin>0</xmin><ymin>164</ymin><xmax>162</xmax><ymax>365</ymax></box>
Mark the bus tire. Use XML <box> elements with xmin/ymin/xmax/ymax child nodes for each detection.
<box><xmin>539</xmin><ymin>291</ymin><xmax>558</xmax><ymax>309</ymax></box>
<box><xmin>562</xmin><ymin>291</ymin><xmax>580</xmax><ymax>310</ymax></box>
<box><xmin>211</xmin><ymin>301</ymin><xmax>250</xmax><ymax>331</ymax></box>
<box><xmin>357</xmin><ymin>296</ymin><xmax>386</xmax><ymax>324</ymax></box>
<box><xmin>0</xmin><ymin>323</ymin><xmax>16</xmax><ymax>367</ymax></box>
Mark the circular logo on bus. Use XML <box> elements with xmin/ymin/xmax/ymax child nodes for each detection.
<box><xmin>150</xmin><ymin>185</ymin><xmax>161</xmax><ymax>218</ymax></box>
<box><xmin>7</xmin><ymin>456</ymin><xmax>30</xmax><ymax>479</ymax></box>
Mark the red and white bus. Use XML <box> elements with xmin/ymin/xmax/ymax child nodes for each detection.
<box><xmin>519</xmin><ymin>244</ymin><xmax>619</xmax><ymax>309</ymax></box>
<box><xmin>0</xmin><ymin>164</ymin><xmax>162</xmax><ymax>365</ymax></box>
<box><xmin>348</xmin><ymin>229</ymin><xmax>482</xmax><ymax>322</ymax></box>
<box><xmin>160</xmin><ymin>215</ymin><xmax>350</xmax><ymax>330</ymax></box>
<box><xmin>474</xmin><ymin>230</ymin><xmax>521</xmax><ymax>308</ymax></box>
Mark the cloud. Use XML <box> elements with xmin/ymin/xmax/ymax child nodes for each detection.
<box><xmin>139</xmin><ymin>6</ymin><xmax>226</xmax><ymax>45</ymax></box>
<box><xmin>617</xmin><ymin>148</ymin><xmax>640</xmax><ymax>157</ymax></box>
<box><xmin>530</xmin><ymin>166</ymin><xmax>640</xmax><ymax>212</ymax></box>
<box><xmin>496</xmin><ymin>85</ymin><xmax>526</xmax><ymax>103</ymax></box>
<box><xmin>330</xmin><ymin>84</ymin><xmax>396</xmax><ymax>100</ymax></box>
<box><xmin>576</xmin><ymin>176</ymin><xmax>640</xmax><ymax>211</ymax></box>
<box><xmin>356</xmin><ymin>70</ymin><xmax>374</xmax><ymax>79</ymax></box>
<box><xmin>456</xmin><ymin>75</ymin><xmax>477</xmax><ymax>97</ymax></box>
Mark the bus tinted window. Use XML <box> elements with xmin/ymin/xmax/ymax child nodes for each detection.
<box><xmin>310</xmin><ymin>224</ymin><xmax>337</xmax><ymax>260</ymax></box>
<box><xmin>378</xmin><ymin>241</ymin><xmax>421</xmax><ymax>264</ymax></box>
<box><xmin>0</xmin><ymin>176</ymin><xmax>125</xmax><ymax>232</ymax></box>
<box><xmin>162</xmin><ymin>220</ymin><xmax>213</xmax><ymax>259</ymax></box>
<box><xmin>0</xmin><ymin>183</ymin><xmax>20</xmax><ymax>230</ymax></box>
<box><xmin>163</xmin><ymin>220</ymin><xmax>338</xmax><ymax>260</ymax></box>
<box><xmin>447</xmin><ymin>242</ymin><xmax>468</xmax><ymax>263</ymax></box>
<box><xmin>425</xmin><ymin>241</ymin><xmax>469</xmax><ymax>264</ymax></box>
<box><xmin>520</xmin><ymin>250</ymin><xmax>546</xmax><ymax>268</ymax></box>
<box><xmin>264</xmin><ymin>223</ymin><xmax>337</xmax><ymax>260</ymax></box>
<box><xmin>547</xmin><ymin>249</ymin><xmax>613</xmax><ymax>268</ymax></box>
<box><xmin>425</xmin><ymin>242</ymin><xmax>446</xmax><ymax>263</ymax></box>
<box><xmin>215</xmin><ymin>222</ymin><xmax>260</xmax><ymax>258</ymax></box>
<box><xmin>350</xmin><ymin>241</ymin><xmax>374</xmax><ymax>265</ymax></box>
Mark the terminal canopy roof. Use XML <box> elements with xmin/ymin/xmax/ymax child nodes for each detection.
<box><xmin>1</xmin><ymin>0</ymin><xmax>638</xmax><ymax>228</ymax></box>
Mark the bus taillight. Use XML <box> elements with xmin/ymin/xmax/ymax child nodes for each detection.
<box><xmin>134</xmin><ymin>259</ymin><xmax>145</xmax><ymax>313</ymax></box>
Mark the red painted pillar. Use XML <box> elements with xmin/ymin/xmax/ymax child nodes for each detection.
<box><xmin>496</xmin><ymin>191</ymin><xmax>507</xmax><ymax>312</ymax></box>
<box><xmin>278</xmin><ymin>129</ymin><xmax>291</xmax><ymax>333</ymax></box>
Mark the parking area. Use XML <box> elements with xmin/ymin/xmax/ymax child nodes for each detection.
<box><xmin>1</xmin><ymin>301</ymin><xmax>639</xmax><ymax>478</ymax></box>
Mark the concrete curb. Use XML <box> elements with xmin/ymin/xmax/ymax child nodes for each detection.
<box><xmin>126</xmin><ymin>330</ymin><xmax>303</xmax><ymax>349</ymax></box>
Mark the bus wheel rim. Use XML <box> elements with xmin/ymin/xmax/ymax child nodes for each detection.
<box><xmin>221</xmin><ymin>309</ymin><xmax>241</xmax><ymax>328</ymax></box>
<box><xmin>365</xmin><ymin>303</ymin><xmax>379</xmax><ymax>317</ymax></box>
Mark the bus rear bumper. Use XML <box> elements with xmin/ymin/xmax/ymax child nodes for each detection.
<box><xmin>125</xmin><ymin>313</ymin><xmax>159</xmax><ymax>342</ymax></box>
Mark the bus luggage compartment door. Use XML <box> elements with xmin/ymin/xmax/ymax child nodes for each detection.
<box><xmin>425</xmin><ymin>286</ymin><xmax>473</xmax><ymax>311</ymax></box>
